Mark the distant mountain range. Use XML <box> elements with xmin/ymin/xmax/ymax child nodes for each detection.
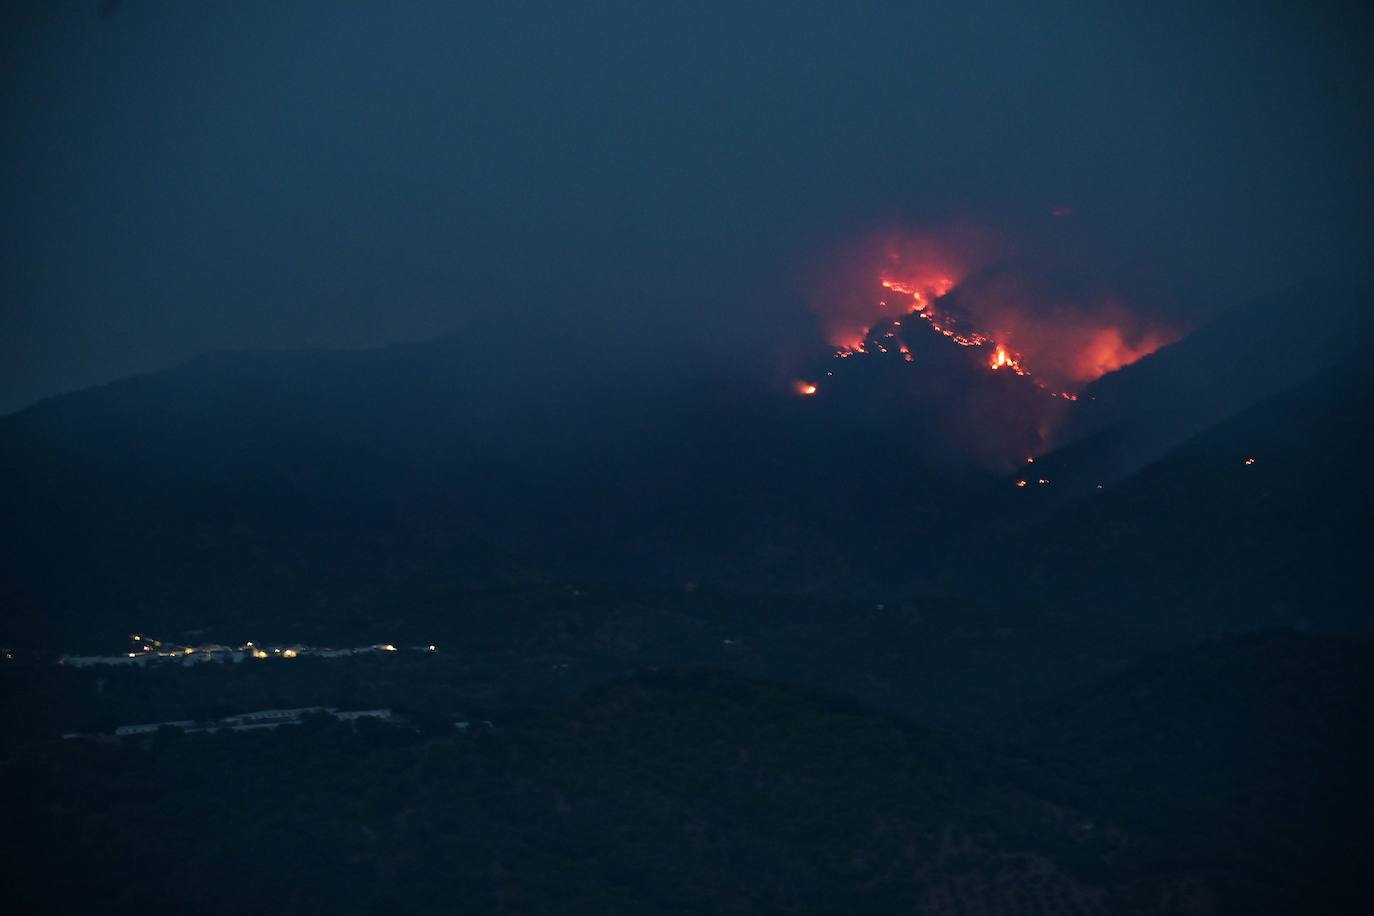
<box><xmin>3</xmin><ymin>285</ymin><xmax>1373</xmax><ymax>914</ymax></box>
<box><xmin>2</xmin><ymin>285</ymin><xmax>1369</xmax><ymax>650</ymax></box>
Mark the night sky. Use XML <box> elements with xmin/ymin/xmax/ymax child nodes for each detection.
<box><xmin>3</xmin><ymin>1</ymin><xmax>1371</xmax><ymax>413</ymax></box>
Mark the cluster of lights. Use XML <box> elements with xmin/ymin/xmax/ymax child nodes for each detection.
<box><xmin>122</xmin><ymin>634</ymin><xmax>437</xmax><ymax>661</ymax></box>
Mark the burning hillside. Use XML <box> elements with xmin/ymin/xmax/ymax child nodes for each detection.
<box><xmin>806</xmin><ymin>231</ymin><xmax>1175</xmax><ymax>398</ymax></box>
<box><xmin>792</xmin><ymin>231</ymin><xmax>1177</xmax><ymax>468</ymax></box>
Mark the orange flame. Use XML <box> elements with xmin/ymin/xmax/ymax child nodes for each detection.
<box><xmin>988</xmin><ymin>345</ymin><xmax>1027</xmax><ymax>375</ymax></box>
<box><xmin>870</xmin><ymin>268</ymin><xmax>1173</xmax><ymax>389</ymax></box>
<box><xmin>810</xmin><ymin>230</ymin><xmax>1177</xmax><ymax>396</ymax></box>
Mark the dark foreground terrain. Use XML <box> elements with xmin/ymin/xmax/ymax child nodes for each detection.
<box><xmin>3</xmin><ymin>294</ymin><xmax>1372</xmax><ymax>914</ymax></box>
<box><xmin>3</xmin><ymin>614</ymin><xmax>1372</xmax><ymax>914</ymax></box>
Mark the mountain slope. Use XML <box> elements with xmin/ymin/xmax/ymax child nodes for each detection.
<box><xmin>4</xmin><ymin>286</ymin><xmax>1369</xmax><ymax>650</ymax></box>
<box><xmin>0</xmin><ymin>324</ymin><xmax>1003</xmax><ymax>648</ymax></box>
<box><xmin>1040</xmin><ymin>285</ymin><xmax>1372</xmax><ymax>493</ymax></box>
<box><xmin>952</xmin><ymin>365</ymin><xmax>1374</xmax><ymax>640</ymax></box>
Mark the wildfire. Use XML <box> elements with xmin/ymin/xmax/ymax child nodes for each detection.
<box><xmin>805</xmin><ymin>230</ymin><xmax>1178</xmax><ymax>428</ymax></box>
<box><xmin>988</xmin><ymin>345</ymin><xmax>1027</xmax><ymax>375</ymax></box>
<box><xmin>829</xmin><ymin>267</ymin><xmax>1172</xmax><ymax>394</ymax></box>
<box><xmin>875</xmin><ymin>274</ymin><xmax>1036</xmax><ymax>378</ymax></box>
<box><xmin>880</xmin><ymin>275</ymin><xmax>956</xmax><ymax>310</ymax></box>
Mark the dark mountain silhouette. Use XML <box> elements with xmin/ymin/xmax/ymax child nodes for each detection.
<box><xmin>1033</xmin><ymin>284</ymin><xmax>1373</xmax><ymax>495</ymax></box>
<box><xmin>0</xmin><ymin>300</ymin><xmax>1065</xmax><ymax>649</ymax></box>
<box><xmin>2</xmin><ymin>287</ymin><xmax>1369</xmax><ymax>655</ymax></box>
<box><xmin>947</xmin><ymin>365</ymin><xmax>1374</xmax><ymax>643</ymax></box>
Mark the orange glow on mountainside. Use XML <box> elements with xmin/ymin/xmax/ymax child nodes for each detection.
<box><xmin>1068</xmin><ymin>326</ymin><xmax>1170</xmax><ymax>381</ymax></box>
<box><xmin>868</xmin><ymin>266</ymin><xmax>1168</xmax><ymax>389</ymax></box>
<box><xmin>808</xmin><ymin>232</ymin><xmax>1176</xmax><ymax>394</ymax></box>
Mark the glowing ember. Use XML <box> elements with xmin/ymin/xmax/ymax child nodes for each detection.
<box><xmin>796</xmin><ymin>381</ymin><xmax>818</xmax><ymax>396</ymax></box>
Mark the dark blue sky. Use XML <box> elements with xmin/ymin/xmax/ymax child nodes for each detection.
<box><xmin>3</xmin><ymin>1</ymin><xmax>1371</xmax><ymax>413</ymax></box>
